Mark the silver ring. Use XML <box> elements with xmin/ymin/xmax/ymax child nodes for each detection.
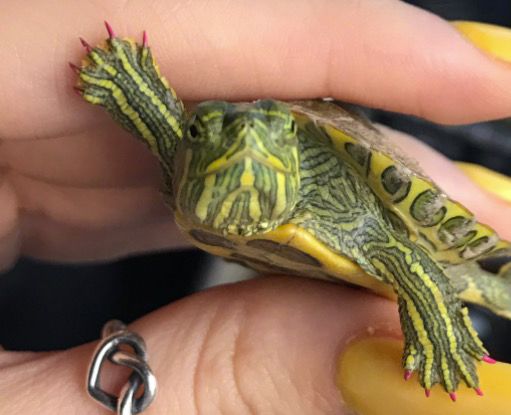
<box><xmin>87</xmin><ymin>320</ymin><xmax>157</xmax><ymax>414</ymax></box>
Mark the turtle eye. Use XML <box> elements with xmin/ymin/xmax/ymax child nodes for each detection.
<box><xmin>189</xmin><ymin>123</ymin><xmax>199</xmax><ymax>138</ymax></box>
<box><xmin>187</xmin><ymin>116</ymin><xmax>202</xmax><ymax>142</ymax></box>
<box><xmin>282</xmin><ymin>119</ymin><xmax>297</xmax><ymax>144</ymax></box>
<box><xmin>290</xmin><ymin>120</ymin><xmax>297</xmax><ymax>134</ymax></box>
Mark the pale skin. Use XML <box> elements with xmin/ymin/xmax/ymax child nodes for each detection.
<box><xmin>1</xmin><ymin>0</ymin><xmax>511</xmax><ymax>413</ymax></box>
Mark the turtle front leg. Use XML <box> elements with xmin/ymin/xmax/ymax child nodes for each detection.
<box><xmin>368</xmin><ymin>238</ymin><xmax>490</xmax><ymax>399</ymax></box>
<box><xmin>72</xmin><ymin>23</ymin><xmax>185</xmax><ymax>184</ymax></box>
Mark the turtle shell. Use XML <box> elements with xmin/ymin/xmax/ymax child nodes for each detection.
<box><xmin>176</xmin><ymin>99</ymin><xmax>508</xmax><ymax>297</ymax></box>
<box><xmin>288</xmin><ymin>100</ymin><xmax>509</xmax><ymax>265</ymax></box>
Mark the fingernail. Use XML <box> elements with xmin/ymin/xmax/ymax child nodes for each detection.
<box><xmin>336</xmin><ymin>337</ymin><xmax>511</xmax><ymax>415</ymax></box>
<box><xmin>452</xmin><ymin>21</ymin><xmax>511</xmax><ymax>64</ymax></box>
<box><xmin>456</xmin><ymin>162</ymin><xmax>511</xmax><ymax>203</ymax></box>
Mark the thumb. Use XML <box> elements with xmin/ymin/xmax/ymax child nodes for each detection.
<box><xmin>0</xmin><ymin>276</ymin><xmax>509</xmax><ymax>414</ymax></box>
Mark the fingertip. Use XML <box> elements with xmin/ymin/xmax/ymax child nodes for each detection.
<box><xmin>338</xmin><ymin>338</ymin><xmax>511</xmax><ymax>415</ymax></box>
<box><xmin>456</xmin><ymin>162</ymin><xmax>511</xmax><ymax>204</ymax></box>
<box><xmin>452</xmin><ymin>21</ymin><xmax>511</xmax><ymax>64</ymax></box>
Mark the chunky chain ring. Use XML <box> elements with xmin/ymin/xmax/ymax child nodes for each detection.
<box><xmin>87</xmin><ymin>320</ymin><xmax>157</xmax><ymax>414</ymax></box>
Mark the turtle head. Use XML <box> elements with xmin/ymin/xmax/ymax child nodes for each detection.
<box><xmin>173</xmin><ymin>99</ymin><xmax>300</xmax><ymax>236</ymax></box>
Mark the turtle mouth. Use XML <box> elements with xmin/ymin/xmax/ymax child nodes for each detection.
<box><xmin>201</xmin><ymin>148</ymin><xmax>292</xmax><ymax>177</ymax></box>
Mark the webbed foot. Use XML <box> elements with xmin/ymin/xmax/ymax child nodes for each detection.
<box><xmin>70</xmin><ymin>22</ymin><xmax>184</xmax><ymax>166</ymax></box>
<box><xmin>399</xmin><ymin>297</ymin><xmax>490</xmax><ymax>399</ymax></box>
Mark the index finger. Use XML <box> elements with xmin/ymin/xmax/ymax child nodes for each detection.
<box><xmin>1</xmin><ymin>0</ymin><xmax>511</xmax><ymax>141</ymax></box>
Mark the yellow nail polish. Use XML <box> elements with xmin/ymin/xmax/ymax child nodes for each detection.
<box><xmin>337</xmin><ymin>338</ymin><xmax>511</xmax><ymax>415</ymax></box>
<box><xmin>456</xmin><ymin>162</ymin><xmax>511</xmax><ymax>203</ymax></box>
<box><xmin>452</xmin><ymin>21</ymin><xmax>511</xmax><ymax>63</ymax></box>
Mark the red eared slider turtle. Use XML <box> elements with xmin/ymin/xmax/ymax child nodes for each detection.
<box><xmin>73</xmin><ymin>23</ymin><xmax>511</xmax><ymax>400</ymax></box>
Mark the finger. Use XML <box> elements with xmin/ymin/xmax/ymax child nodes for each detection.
<box><xmin>456</xmin><ymin>162</ymin><xmax>511</xmax><ymax>203</ymax></box>
<box><xmin>0</xmin><ymin>124</ymin><xmax>161</xmax><ymax>188</ymax></box>
<box><xmin>2</xmin><ymin>0</ymin><xmax>511</xmax><ymax>143</ymax></box>
<box><xmin>1</xmin><ymin>277</ymin><xmax>509</xmax><ymax>414</ymax></box>
<box><xmin>19</xmin><ymin>209</ymin><xmax>183</xmax><ymax>263</ymax></box>
<box><xmin>0</xmin><ymin>169</ymin><xmax>190</xmax><ymax>263</ymax></box>
<box><xmin>339</xmin><ymin>337</ymin><xmax>511</xmax><ymax>414</ymax></box>
<box><xmin>0</xmin><ymin>278</ymin><xmax>396</xmax><ymax>414</ymax></box>
<box><xmin>0</xmin><ymin>108</ymin><xmax>189</xmax><ymax>263</ymax></box>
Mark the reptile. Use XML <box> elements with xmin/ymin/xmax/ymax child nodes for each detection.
<box><xmin>71</xmin><ymin>22</ymin><xmax>511</xmax><ymax>400</ymax></box>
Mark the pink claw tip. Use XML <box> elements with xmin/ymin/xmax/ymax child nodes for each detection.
<box><xmin>72</xmin><ymin>86</ymin><xmax>84</xmax><ymax>96</ymax></box>
<box><xmin>79</xmin><ymin>37</ymin><xmax>92</xmax><ymax>53</ymax></box>
<box><xmin>68</xmin><ymin>62</ymin><xmax>81</xmax><ymax>73</ymax></box>
<box><xmin>404</xmin><ymin>370</ymin><xmax>412</xmax><ymax>381</ymax></box>
<box><xmin>474</xmin><ymin>387</ymin><xmax>484</xmax><ymax>396</ymax></box>
<box><xmin>104</xmin><ymin>21</ymin><xmax>115</xmax><ymax>39</ymax></box>
<box><xmin>482</xmin><ymin>355</ymin><xmax>497</xmax><ymax>364</ymax></box>
<box><xmin>425</xmin><ymin>389</ymin><xmax>431</xmax><ymax>398</ymax></box>
<box><xmin>142</xmin><ymin>30</ymin><xmax>148</xmax><ymax>47</ymax></box>
<box><xmin>449</xmin><ymin>392</ymin><xmax>457</xmax><ymax>402</ymax></box>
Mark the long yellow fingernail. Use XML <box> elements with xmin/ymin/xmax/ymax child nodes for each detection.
<box><xmin>452</xmin><ymin>21</ymin><xmax>511</xmax><ymax>63</ymax></box>
<box><xmin>337</xmin><ymin>338</ymin><xmax>511</xmax><ymax>415</ymax></box>
<box><xmin>456</xmin><ymin>162</ymin><xmax>511</xmax><ymax>203</ymax></box>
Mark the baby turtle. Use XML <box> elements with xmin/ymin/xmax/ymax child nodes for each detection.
<box><xmin>72</xmin><ymin>23</ymin><xmax>511</xmax><ymax>400</ymax></box>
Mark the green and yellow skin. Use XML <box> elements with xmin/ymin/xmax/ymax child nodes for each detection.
<box><xmin>75</xmin><ymin>26</ymin><xmax>511</xmax><ymax>399</ymax></box>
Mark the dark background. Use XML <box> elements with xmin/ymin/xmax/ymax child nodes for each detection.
<box><xmin>1</xmin><ymin>0</ymin><xmax>510</xmax><ymax>364</ymax></box>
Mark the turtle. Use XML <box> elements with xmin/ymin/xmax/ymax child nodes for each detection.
<box><xmin>72</xmin><ymin>23</ymin><xmax>511</xmax><ymax>400</ymax></box>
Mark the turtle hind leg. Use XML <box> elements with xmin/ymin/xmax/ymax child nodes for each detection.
<box><xmin>449</xmin><ymin>261</ymin><xmax>511</xmax><ymax>320</ymax></box>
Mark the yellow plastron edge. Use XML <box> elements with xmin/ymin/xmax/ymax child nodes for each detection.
<box><xmin>262</xmin><ymin>224</ymin><xmax>394</xmax><ymax>298</ymax></box>
<box><xmin>175</xmin><ymin>211</ymin><xmax>394</xmax><ymax>299</ymax></box>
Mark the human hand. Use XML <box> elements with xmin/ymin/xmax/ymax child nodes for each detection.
<box><xmin>1</xmin><ymin>1</ymin><xmax>511</xmax><ymax>414</ymax></box>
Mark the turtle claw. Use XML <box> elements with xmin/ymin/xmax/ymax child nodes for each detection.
<box><xmin>449</xmin><ymin>392</ymin><xmax>457</xmax><ymax>402</ymax></box>
<box><xmin>403</xmin><ymin>369</ymin><xmax>413</xmax><ymax>381</ymax></box>
<box><xmin>68</xmin><ymin>62</ymin><xmax>81</xmax><ymax>73</ymax></box>
<box><xmin>474</xmin><ymin>387</ymin><xmax>484</xmax><ymax>396</ymax></box>
<box><xmin>142</xmin><ymin>30</ymin><xmax>148</xmax><ymax>47</ymax></box>
<box><xmin>425</xmin><ymin>389</ymin><xmax>431</xmax><ymax>398</ymax></box>
<box><xmin>482</xmin><ymin>355</ymin><xmax>497</xmax><ymax>364</ymax></box>
<box><xmin>104</xmin><ymin>20</ymin><xmax>116</xmax><ymax>39</ymax></box>
<box><xmin>72</xmin><ymin>86</ymin><xmax>84</xmax><ymax>96</ymax></box>
<box><xmin>79</xmin><ymin>37</ymin><xmax>92</xmax><ymax>53</ymax></box>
